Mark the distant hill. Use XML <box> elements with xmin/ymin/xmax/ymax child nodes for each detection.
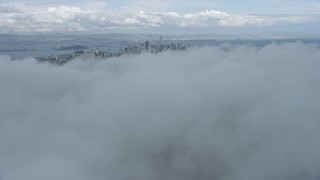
<box><xmin>57</xmin><ymin>45</ymin><xmax>89</xmax><ymax>50</ymax></box>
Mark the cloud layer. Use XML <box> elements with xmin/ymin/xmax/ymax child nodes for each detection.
<box><xmin>1</xmin><ymin>42</ymin><xmax>320</xmax><ymax>180</ymax></box>
<box><xmin>0</xmin><ymin>4</ymin><xmax>319</xmax><ymax>33</ymax></box>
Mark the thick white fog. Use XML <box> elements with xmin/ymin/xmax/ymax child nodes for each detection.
<box><xmin>1</xmin><ymin>42</ymin><xmax>320</xmax><ymax>180</ymax></box>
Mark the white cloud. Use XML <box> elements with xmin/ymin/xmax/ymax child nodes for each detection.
<box><xmin>32</xmin><ymin>6</ymin><xmax>83</xmax><ymax>23</ymax></box>
<box><xmin>119</xmin><ymin>10</ymin><xmax>315</xmax><ymax>27</ymax></box>
<box><xmin>0</xmin><ymin>4</ymin><xmax>318</xmax><ymax>33</ymax></box>
<box><xmin>120</xmin><ymin>10</ymin><xmax>162</xmax><ymax>27</ymax></box>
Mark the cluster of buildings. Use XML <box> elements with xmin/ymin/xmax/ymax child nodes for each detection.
<box><xmin>36</xmin><ymin>37</ymin><xmax>187</xmax><ymax>65</ymax></box>
<box><xmin>121</xmin><ymin>38</ymin><xmax>186</xmax><ymax>54</ymax></box>
<box><xmin>37</xmin><ymin>52</ymin><xmax>78</xmax><ymax>65</ymax></box>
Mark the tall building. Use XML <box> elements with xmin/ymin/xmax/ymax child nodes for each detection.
<box><xmin>95</xmin><ymin>48</ymin><xmax>99</xmax><ymax>56</ymax></box>
<box><xmin>145</xmin><ymin>41</ymin><xmax>149</xmax><ymax>51</ymax></box>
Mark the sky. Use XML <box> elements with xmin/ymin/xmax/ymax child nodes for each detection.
<box><xmin>0</xmin><ymin>0</ymin><xmax>320</xmax><ymax>35</ymax></box>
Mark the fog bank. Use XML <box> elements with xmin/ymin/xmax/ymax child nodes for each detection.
<box><xmin>1</xmin><ymin>42</ymin><xmax>320</xmax><ymax>180</ymax></box>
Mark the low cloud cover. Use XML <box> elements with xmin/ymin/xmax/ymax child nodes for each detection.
<box><xmin>1</xmin><ymin>42</ymin><xmax>320</xmax><ymax>180</ymax></box>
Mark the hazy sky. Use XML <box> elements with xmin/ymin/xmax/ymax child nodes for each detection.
<box><xmin>0</xmin><ymin>0</ymin><xmax>320</xmax><ymax>34</ymax></box>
